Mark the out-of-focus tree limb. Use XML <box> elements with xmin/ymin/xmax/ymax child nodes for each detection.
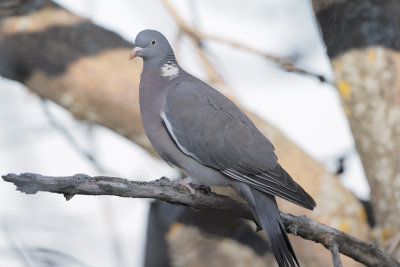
<box><xmin>0</xmin><ymin>0</ymin><xmax>150</xmax><ymax>150</ymax></box>
<box><xmin>312</xmin><ymin>0</ymin><xmax>400</xmax><ymax>257</ymax></box>
<box><xmin>2</xmin><ymin>172</ymin><xmax>399</xmax><ymax>267</ymax></box>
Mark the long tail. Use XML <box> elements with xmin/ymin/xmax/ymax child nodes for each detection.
<box><xmin>236</xmin><ymin>183</ymin><xmax>299</xmax><ymax>267</ymax></box>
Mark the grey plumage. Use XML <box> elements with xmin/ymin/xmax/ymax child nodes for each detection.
<box><xmin>131</xmin><ymin>29</ymin><xmax>316</xmax><ymax>267</ymax></box>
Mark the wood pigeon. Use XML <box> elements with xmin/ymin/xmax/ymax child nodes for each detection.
<box><xmin>130</xmin><ymin>29</ymin><xmax>316</xmax><ymax>267</ymax></box>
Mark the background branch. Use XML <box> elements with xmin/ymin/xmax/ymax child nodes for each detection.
<box><xmin>161</xmin><ymin>0</ymin><xmax>328</xmax><ymax>83</ymax></box>
<box><xmin>40</xmin><ymin>99</ymin><xmax>111</xmax><ymax>174</ymax></box>
<box><xmin>2</xmin><ymin>173</ymin><xmax>399</xmax><ymax>267</ymax></box>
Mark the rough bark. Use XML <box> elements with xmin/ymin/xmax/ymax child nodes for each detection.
<box><xmin>313</xmin><ymin>0</ymin><xmax>400</xmax><ymax>256</ymax></box>
<box><xmin>2</xmin><ymin>173</ymin><xmax>399</xmax><ymax>267</ymax></box>
<box><xmin>0</xmin><ymin>1</ymin><xmax>372</xmax><ymax>265</ymax></box>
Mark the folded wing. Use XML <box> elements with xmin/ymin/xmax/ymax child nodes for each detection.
<box><xmin>162</xmin><ymin>79</ymin><xmax>315</xmax><ymax>210</ymax></box>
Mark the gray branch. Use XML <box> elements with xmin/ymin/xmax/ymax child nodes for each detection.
<box><xmin>2</xmin><ymin>173</ymin><xmax>399</xmax><ymax>267</ymax></box>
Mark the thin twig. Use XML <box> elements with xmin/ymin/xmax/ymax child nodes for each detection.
<box><xmin>161</xmin><ymin>0</ymin><xmax>328</xmax><ymax>83</ymax></box>
<box><xmin>387</xmin><ymin>233</ymin><xmax>400</xmax><ymax>255</ymax></box>
<box><xmin>161</xmin><ymin>0</ymin><xmax>228</xmax><ymax>91</ymax></box>
<box><xmin>2</xmin><ymin>173</ymin><xmax>399</xmax><ymax>267</ymax></box>
<box><xmin>40</xmin><ymin>99</ymin><xmax>115</xmax><ymax>175</ymax></box>
<box><xmin>329</xmin><ymin>243</ymin><xmax>343</xmax><ymax>267</ymax></box>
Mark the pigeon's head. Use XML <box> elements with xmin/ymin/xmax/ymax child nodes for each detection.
<box><xmin>129</xmin><ymin>29</ymin><xmax>175</xmax><ymax>63</ymax></box>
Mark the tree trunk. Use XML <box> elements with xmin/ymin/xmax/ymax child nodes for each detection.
<box><xmin>313</xmin><ymin>0</ymin><xmax>400</xmax><ymax>256</ymax></box>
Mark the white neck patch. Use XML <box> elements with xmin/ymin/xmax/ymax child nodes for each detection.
<box><xmin>161</xmin><ymin>63</ymin><xmax>179</xmax><ymax>80</ymax></box>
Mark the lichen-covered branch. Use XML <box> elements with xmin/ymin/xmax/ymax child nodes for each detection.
<box><xmin>2</xmin><ymin>173</ymin><xmax>399</xmax><ymax>267</ymax></box>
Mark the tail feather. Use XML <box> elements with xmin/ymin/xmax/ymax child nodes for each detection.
<box><xmin>250</xmin><ymin>187</ymin><xmax>299</xmax><ymax>267</ymax></box>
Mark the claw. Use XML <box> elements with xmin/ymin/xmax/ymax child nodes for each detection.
<box><xmin>191</xmin><ymin>184</ymin><xmax>211</xmax><ymax>195</ymax></box>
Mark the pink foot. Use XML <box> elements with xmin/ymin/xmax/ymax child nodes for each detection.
<box><xmin>173</xmin><ymin>177</ymin><xmax>196</xmax><ymax>195</ymax></box>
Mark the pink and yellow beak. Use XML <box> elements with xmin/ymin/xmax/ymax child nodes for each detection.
<box><xmin>129</xmin><ymin>46</ymin><xmax>143</xmax><ymax>60</ymax></box>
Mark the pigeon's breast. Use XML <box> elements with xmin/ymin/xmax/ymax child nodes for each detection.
<box><xmin>138</xmin><ymin>70</ymin><xmax>182</xmax><ymax>165</ymax></box>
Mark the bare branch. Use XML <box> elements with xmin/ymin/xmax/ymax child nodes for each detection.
<box><xmin>2</xmin><ymin>173</ymin><xmax>399</xmax><ymax>267</ymax></box>
<box><xmin>161</xmin><ymin>0</ymin><xmax>328</xmax><ymax>83</ymax></box>
<box><xmin>2</xmin><ymin>173</ymin><xmax>253</xmax><ymax>220</ymax></box>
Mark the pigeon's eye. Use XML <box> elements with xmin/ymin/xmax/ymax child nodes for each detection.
<box><xmin>151</xmin><ymin>40</ymin><xmax>156</xmax><ymax>45</ymax></box>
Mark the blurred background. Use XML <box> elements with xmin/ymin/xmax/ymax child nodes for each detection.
<box><xmin>1</xmin><ymin>0</ymin><xmax>399</xmax><ymax>266</ymax></box>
